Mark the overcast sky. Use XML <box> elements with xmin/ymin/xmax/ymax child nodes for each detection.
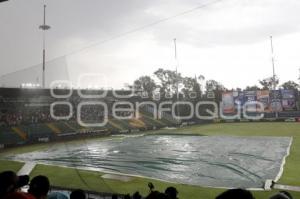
<box><xmin>0</xmin><ymin>0</ymin><xmax>300</xmax><ymax>89</ymax></box>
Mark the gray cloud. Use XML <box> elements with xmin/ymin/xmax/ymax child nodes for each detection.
<box><xmin>0</xmin><ymin>0</ymin><xmax>300</xmax><ymax>88</ymax></box>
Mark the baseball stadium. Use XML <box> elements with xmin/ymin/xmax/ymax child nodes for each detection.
<box><xmin>0</xmin><ymin>87</ymin><xmax>300</xmax><ymax>199</ymax></box>
<box><xmin>1</xmin><ymin>1</ymin><xmax>300</xmax><ymax>199</ymax></box>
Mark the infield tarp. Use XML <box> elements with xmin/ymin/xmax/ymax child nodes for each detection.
<box><xmin>5</xmin><ymin>135</ymin><xmax>292</xmax><ymax>188</ymax></box>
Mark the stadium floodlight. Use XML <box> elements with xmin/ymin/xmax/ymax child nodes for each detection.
<box><xmin>270</xmin><ymin>36</ymin><xmax>277</xmax><ymax>90</ymax></box>
<box><xmin>39</xmin><ymin>4</ymin><xmax>51</xmax><ymax>88</ymax></box>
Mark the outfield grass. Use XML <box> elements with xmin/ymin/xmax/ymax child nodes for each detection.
<box><xmin>0</xmin><ymin>159</ymin><xmax>24</xmax><ymax>172</ymax></box>
<box><xmin>1</xmin><ymin>122</ymin><xmax>300</xmax><ymax>199</ymax></box>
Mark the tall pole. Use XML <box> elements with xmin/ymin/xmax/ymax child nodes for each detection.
<box><xmin>174</xmin><ymin>38</ymin><xmax>180</xmax><ymax>121</ymax></box>
<box><xmin>298</xmin><ymin>68</ymin><xmax>300</xmax><ymax>81</ymax></box>
<box><xmin>298</xmin><ymin>68</ymin><xmax>300</xmax><ymax>87</ymax></box>
<box><xmin>39</xmin><ymin>4</ymin><xmax>51</xmax><ymax>88</ymax></box>
<box><xmin>174</xmin><ymin>38</ymin><xmax>178</xmax><ymax>98</ymax></box>
<box><xmin>270</xmin><ymin>36</ymin><xmax>279</xmax><ymax>117</ymax></box>
<box><xmin>174</xmin><ymin>38</ymin><xmax>177</xmax><ymax>63</ymax></box>
<box><xmin>270</xmin><ymin>36</ymin><xmax>276</xmax><ymax>90</ymax></box>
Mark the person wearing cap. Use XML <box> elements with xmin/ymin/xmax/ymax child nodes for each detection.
<box><xmin>0</xmin><ymin>171</ymin><xmax>29</xmax><ymax>199</ymax></box>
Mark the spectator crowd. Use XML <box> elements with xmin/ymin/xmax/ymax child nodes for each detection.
<box><xmin>0</xmin><ymin>170</ymin><xmax>294</xmax><ymax>199</ymax></box>
<box><xmin>0</xmin><ymin>105</ymin><xmax>107</xmax><ymax>128</ymax></box>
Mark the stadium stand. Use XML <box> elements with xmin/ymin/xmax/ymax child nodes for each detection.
<box><xmin>0</xmin><ymin>88</ymin><xmax>181</xmax><ymax>147</ymax></box>
<box><xmin>1</xmin><ymin>87</ymin><xmax>300</xmax><ymax>148</ymax></box>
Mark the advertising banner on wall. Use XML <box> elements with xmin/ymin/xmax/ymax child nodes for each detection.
<box><xmin>257</xmin><ymin>90</ymin><xmax>270</xmax><ymax>112</ymax></box>
<box><xmin>282</xmin><ymin>99</ymin><xmax>296</xmax><ymax>111</ymax></box>
<box><xmin>281</xmin><ymin>90</ymin><xmax>295</xmax><ymax>99</ymax></box>
<box><xmin>270</xmin><ymin>90</ymin><xmax>282</xmax><ymax>112</ymax></box>
<box><xmin>222</xmin><ymin>92</ymin><xmax>235</xmax><ymax>113</ymax></box>
<box><xmin>244</xmin><ymin>91</ymin><xmax>257</xmax><ymax>112</ymax></box>
<box><xmin>281</xmin><ymin>90</ymin><xmax>296</xmax><ymax>111</ymax></box>
<box><xmin>233</xmin><ymin>91</ymin><xmax>243</xmax><ymax>104</ymax></box>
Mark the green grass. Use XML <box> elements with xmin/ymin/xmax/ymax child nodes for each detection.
<box><xmin>0</xmin><ymin>159</ymin><xmax>24</xmax><ymax>172</ymax></box>
<box><xmin>1</xmin><ymin>122</ymin><xmax>300</xmax><ymax>199</ymax></box>
<box><xmin>29</xmin><ymin>164</ymin><xmax>299</xmax><ymax>199</ymax></box>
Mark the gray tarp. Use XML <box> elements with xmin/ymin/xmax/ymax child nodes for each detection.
<box><xmin>6</xmin><ymin>135</ymin><xmax>292</xmax><ymax>188</ymax></box>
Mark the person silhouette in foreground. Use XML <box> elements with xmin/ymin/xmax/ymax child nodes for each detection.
<box><xmin>0</xmin><ymin>171</ymin><xmax>30</xmax><ymax>199</ymax></box>
<box><xmin>111</xmin><ymin>194</ymin><xmax>118</xmax><ymax>199</ymax></box>
<box><xmin>124</xmin><ymin>194</ymin><xmax>131</xmax><ymax>199</ymax></box>
<box><xmin>132</xmin><ymin>191</ymin><xmax>142</xmax><ymax>199</ymax></box>
<box><xmin>1</xmin><ymin>174</ymin><xmax>49</xmax><ymax>199</ymax></box>
<box><xmin>70</xmin><ymin>189</ymin><xmax>86</xmax><ymax>199</ymax></box>
<box><xmin>145</xmin><ymin>182</ymin><xmax>168</xmax><ymax>199</ymax></box>
<box><xmin>165</xmin><ymin>187</ymin><xmax>178</xmax><ymax>199</ymax></box>
<box><xmin>145</xmin><ymin>191</ymin><xmax>168</xmax><ymax>199</ymax></box>
<box><xmin>28</xmin><ymin>175</ymin><xmax>50</xmax><ymax>199</ymax></box>
<box><xmin>215</xmin><ymin>188</ymin><xmax>255</xmax><ymax>199</ymax></box>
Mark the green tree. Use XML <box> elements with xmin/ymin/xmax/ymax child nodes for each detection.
<box><xmin>259</xmin><ymin>76</ymin><xmax>279</xmax><ymax>90</ymax></box>
<box><xmin>154</xmin><ymin>68</ymin><xmax>182</xmax><ymax>97</ymax></box>
<box><xmin>205</xmin><ymin>79</ymin><xmax>226</xmax><ymax>91</ymax></box>
<box><xmin>205</xmin><ymin>79</ymin><xmax>226</xmax><ymax>102</ymax></box>
<box><xmin>181</xmin><ymin>76</ymin><xmax>202</xmax><ymax>100</ymax></box>
<box><xmin>133</xmin><ymin>76</ymin><xmax>157</xmax><ymax>98</ymax></box>
<box><xmin>280</xmin><ymin>81</ymin><xmax>299</xmax><ymax>90</ymax></box>
<box><xmin>245</xmin><ymin>85</ymin><xmax>260</xmax><ymax>91</ymax></box>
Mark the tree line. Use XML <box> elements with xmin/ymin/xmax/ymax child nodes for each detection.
<box><xmin>127</xmin><ymin>68</ymin><xmax>299</xmax><ymax>100</ymax></box>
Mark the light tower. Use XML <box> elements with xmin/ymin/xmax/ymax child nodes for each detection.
<box><xmin>270</xmin><ymin>36</ymin><xmax>277</xmax><ymax>90</ymax></box>
<box><xmin>174</xmin><ymin>38</ymin><xmax>179</xmax><ymax>98</ymax></box>
<box><xmin>39</xmin><ymin>4</ymin><xmax>51</xmax><ymax>88</ymax></box>
<box><xmin>298</xmin><ymin>68</ymin><xmax>300</xmax><ymax>86</ymax></box>
<box><xmin>173</xmin><ymin>38</ymin><xmax>181</xmax><ymax>121</ymax></box>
